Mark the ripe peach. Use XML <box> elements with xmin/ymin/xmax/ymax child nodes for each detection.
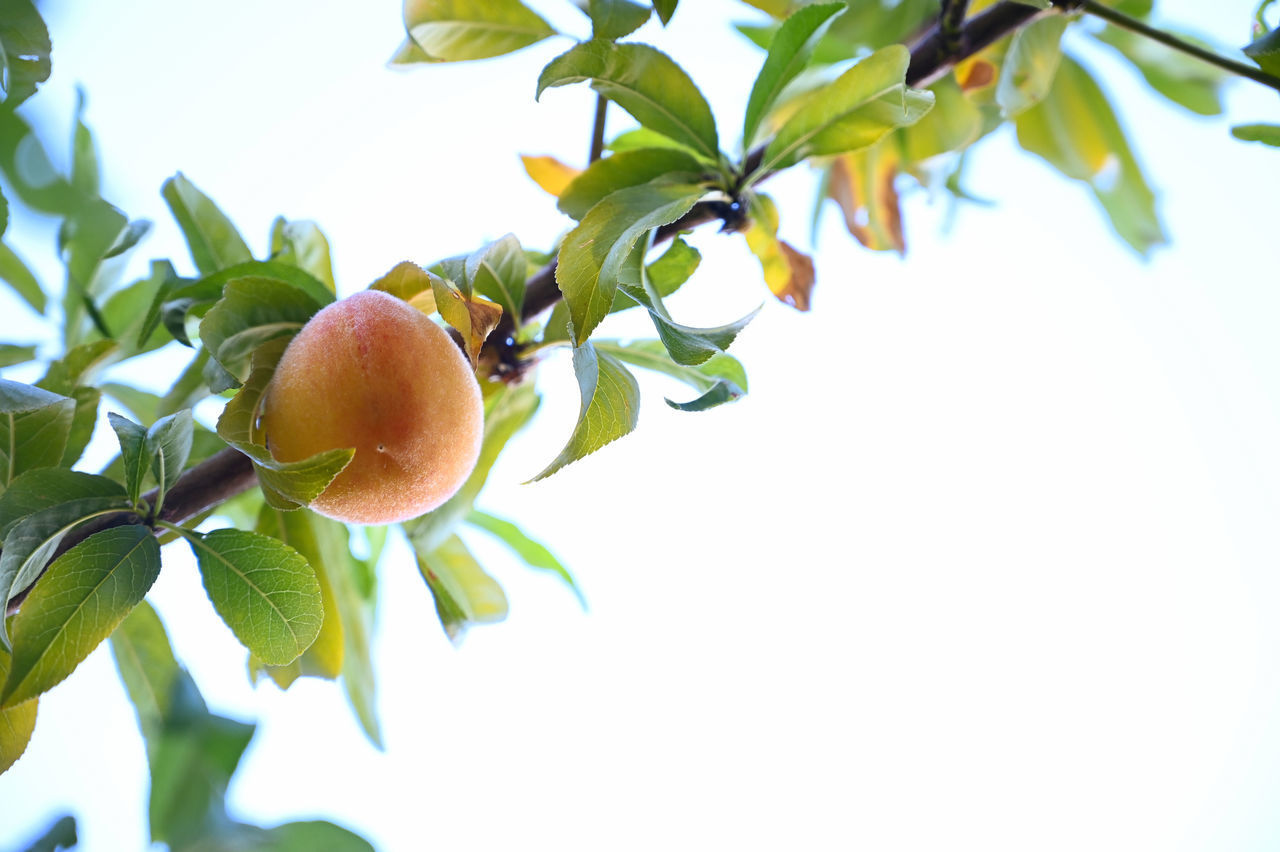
<box><xmin>258</xmin><ymin>289</ymin><xmax>483</xmax><ymax>524</ymax></box>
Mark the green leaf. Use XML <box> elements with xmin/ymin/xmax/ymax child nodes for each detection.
<box><xmin>0</xmin><ymin>494</ymin><xmax>135</xmax><ymax>649</ymax></box>
<box><xmin>0</xmin><ymin>468</ymin><xmax>126</xmax><ymax>540</ymax></box>
<box><xmin>160</xmin><ymin>261</ymin><xmax>332</xmax><ymax>348</ymax></box>
<box><xmin>743</xmin><ymin>2</ymin><xmax>845</xmax><ymax>149</ymax></box>
<box><xmin>102</xmin><ymin>383</ymin><xmax>162</xmax><ymax>424</ymax></box>
<box><xmin>98</xmin><ymin>261</ymin><xmax>177</xmax><ymax>357</ymax></box>
<box><xmin>606</xmin><ymin>126</ymin><xmax>705</xmax><ymax>155</ymax></box>
<box><xmin>269</xmin><ymin>217</ymin><xmax>337</xmax><ymax>294</ymax></box>
<box><xmin>900</xmin><ymin>77</ymin><xmax>983</xmax><ymax>163</ymax></box>
<box><xmin>0</xmin><ymin>0</ymin><xmax>51</xmax><ymax>108</ymax></box>
<box><xmin>157</xmin><ymin>349</ymin><xmax>212</xmax><ymax>418</ymax></box>
<box><xmin>596</xmin><ymin>339</ymin><xmax>747</xmax><ymax>411</ymax></box>
<box><xmin>59</xmin><ymin>387</ymin><xmax>100</xmax><ymax>469</ymax></box>
<box><xmin>415</xmin><ymin>534</ymin><xmax>508</xmax><ymax>642</ymax></box>
<box><xmin>70</xmin><ymin>89</ymin><xmax>100</xmax><ymax>197</ymax></box>
<box><xmin>58</xmin><ymin>198</ymin><xmax>130</xmax><ymax>345</ymax></box>
<box><xmin>108</xmin><ymin>599</ymin><xmax>179</xmax><ymax>752</ymax></box>
<box><xmin>147</xmin><ymin>409</ymin><xmax>195</xmax><ymax>512</ymax></box>
<box><xmin>101</xmin><ymin>218</ymin><xmax>152</xmax><ymax>261</ymax></box>
<box><xmin>2</xmin><ymin>525</ymin><xmax>160</xmax><ymax>707</ymax></box>
<box><xmin>0</xmin><ymin>110</ymin><xmax>79</xmax><ymax>215</ymax></box>
<box><xmin>466</xmin><ymin>233</ymin><xmax>527</xmax><ymax>327</ymax></box>
<box><xmin>147</xmin><ymin>672</ymin><xmax>255</xmax><ymax>847</ymax></box>
<box><xmin>0</xmin><ymin>242</ymin><xmax>46</xmax><ymax>314</ymax></box>
<box><xmin>652</xmin><ymin>0</ymin><xmax>677</xmax><ymax>24</ymax></box>
<box><xmin>162</xmin><ymin>173</ymin><xmax>253</xmax><ymax>276</ymax></box>
<box><xmin>531</xmin><ymin>342</ymin><xmax>638</xmax><ymax>481</ymax></box>
<box><xmin>556</xmin><ymin>180</ymin><xmax>706</xmax><ymax>344</ymax></box>
<box><xmin>557</xmin><ymin>147</ymin><xmax>706</xmax><ymax>220</ymax></box>
<box><xmin>1016</xmin><ymin>55</ymin><xmax>1166</xmax><ymax>255</ymax></box>
<box><xmin>106</xmin><ymin>413</ymin><xmax>150</xmax><ymax>506</ymax></box>
<box><xmin>199</xmin><ymin>276</ymin><xmax>323</xmax><ymax>387</ymax></box>
<box><xmin>37</xmin><ymin>339</ymin><xmax>118</xmax><ymax>396</ymax></box>
<box><xmin>0</xmin><ymin>380</ymin><xmax>76</xmax><ymax>493</ymax></box>
<box><xmin>177</xmin><ymin>527</ymin><xmax>323</xmax><ymax>666</ymax></box>
<box><xmin>645</xmin><ymin>234</ymin><xmax>700</xmax><ymax>297</ymax></box>
<box><xmin>1244</xmin><ymin>24</ymin><xmax>1280</xmax><ymax>77</ymax></box>
<box><xmin>404</xmin><ymin>380</ymin><xmax>539</xmax><ymax>553</ymax></box>
<box><xmin>404</xmin><ymin>0</ymin><xmax>556</xmax><ymax>62</ymax></box>
<box><xmin>0</xmin><ymin>344</ymin><xmax>36</xmax><ymax>368</ymax></box>
<box><xmin>996</xmin><ymin>14</ymin><xmax>1067</xmax><ymax>117</ymax></box>
<box><xmin>1092</xmin><ymin>24</ymin><xmax>1224</xmax><ymax>116</ymax></box>
<box><xmin>327</xmin><ymin>523</ymin><xmax>382</xmax><ymax>748</ymax></box>
<box><xmin>754</xmin><ymin>44</ymin><xmax>934</xmax><ymax>179</ymax></box>
<box><xmin>216</xmin><ymin>338</ymin><xmax>353</xmax><ymax>510</ymax></box>
<box><xmin>467</xmin><ymin>509</ymin><xmax>584</xmax><ymax>606</ymax></box>
<box><xmin>538</xmin><ymin>40</ymin><xmax>720</xmax><ymax>161</ymax></box>
<box><xmin>388</xmin><ymin>36</ymin><xmax>434</xmax><ymax>65</ymax></box>
<box><xmin>16</xmin><ymin>815</ymin><xmax>74</xmax><ymax>851</ymax></box>
<box><xmin>251</xmin><ymin>507</ymin><xmax>345</xmax><ymax>686</ymax></box>
<box><xmin>587</xmin><ymin>0</ymin><xmax>650</xmax><ymax>40</ymax></box>
<box><xmin>616</xmin><ymin>240</ymin><xmax>758</xmax><ymax>366</ymax></box>
<box><xmin>1231</xmin><ymin>122</ymin><xmax>1280</xmax><ymax>146</ymax></box>
<box><xmin>0</xmin><ymin>647</ymin><xmax>37</xmax><ymax>774</ymax></box>
<box><xmin>248</xmin><ymin>820</ymin><xmax>376</xmax><ymax>851</ymax></box>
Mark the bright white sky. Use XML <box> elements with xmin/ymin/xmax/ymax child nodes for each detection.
<box><xmin>2</xmin><ymin>1</ymin><xmax>1279</xmax><ymax>850</ymax></box>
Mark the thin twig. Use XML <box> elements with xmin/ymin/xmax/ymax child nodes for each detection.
<box><xmin>1080</xmin><ymin>0</ymin><xmax>1280</xmax><ymax>93</ymax></box>
<box><xmin>588</xmin><ymin>94</ymin><xmax>609</xmax><ymax>163</ymax></box>
<box><xmin>940</xmin><ymin>0</ymin><xmax>971</xmax><ymax>57</ymax></box>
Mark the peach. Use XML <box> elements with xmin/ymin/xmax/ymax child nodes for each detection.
<box><xmin>258</xmin><ymin>289</ymin><xmax>483</xmax><ymax>524</ymax></box>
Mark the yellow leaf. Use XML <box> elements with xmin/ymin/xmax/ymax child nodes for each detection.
<box><xmin>520</xmin><ymin>155</ymin><xmax>582</xmax><ymax>198</ymax></box>
<box><xmin>369</xmin><ymin>260</ymin><xmax>437</xmax><ymax>315</ymax></box>
<box><xmin>430</xmin><ymin>277</ymin><xmax>503</xmax><ymax>368</ymax></box>
<box><xmin>828</xmin><ymin>144</ymin><xmax>905</xmax><ymax>255</ymax></box>
<box><xmin>0</xmin><ymin>649</ymin><xmax>37</xmax><ymax>775</ymax></box>
<box><xmin>956</xmin><ymin>57</ymin><xmax>997</xmax><ymax>93</ymax></box>
<box><xmin>743</xmin><ymin>194</ymin><xmax>816</xmax><ymax>311</ymax></box>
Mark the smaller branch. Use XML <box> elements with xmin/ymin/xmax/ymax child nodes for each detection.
<box><xmin>588</xmin><ymin>95</ymin><xmax>609</xmax><ymax>163</ymax></box>
<box><xmin>151</xmin><ymin>447</ymin><xmax>258</xmax><ymax>526</ymax></box>
<box><xmin>907</xmin><ymin>1</ymin><xmax>1048</xmax><ymax>86</ymax></box>
<box><xmin>1079</xmin><ymin>0</ymin><xmax>1280</xmax><ymax>93</ymax></box>
<box><xmin>940</xmin><ymin>0</ymin><xmax>971</xmax><ymax>57</ymax></box>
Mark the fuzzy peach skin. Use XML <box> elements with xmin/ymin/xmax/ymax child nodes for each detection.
<box><xmin>258</xmin><ymin>289</ymin><xmax>483</xmax><ymax>524</ymax></box>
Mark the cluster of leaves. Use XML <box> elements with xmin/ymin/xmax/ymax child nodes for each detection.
<box><xmin>0</xmin><ymin>0</ymin><xmax>1276</xmax><ymax>845</ymax></box>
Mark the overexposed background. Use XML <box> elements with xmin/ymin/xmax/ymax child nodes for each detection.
<box><xmin>2</xmin><ymin>1</ymin><xmax>1279</xmax><ymax>849</ymax></box>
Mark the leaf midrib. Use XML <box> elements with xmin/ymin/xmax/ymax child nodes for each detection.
<box><xmin>5</xmin><ymin>530</ymin><xmax>153</xmax><ymax>704</ymax></box>
<box><xmin>756</xmin><ymin>82</ymin><xmax>906</xmax><ymax>180</ymax></box>
<box><xmin>191</xmin><ymin>534</ymin><xmax>307</xmax><ymax>654</ymax></box>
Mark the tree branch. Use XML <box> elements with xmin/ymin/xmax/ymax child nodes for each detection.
<box><xmin>13</xmin><ymin>1</ymin><xmax>1085</xmax><ymax>593</ymax></box>
<box><xmin>1080</xmin><ymin>0</ymin><xmax>1280</xmax><ymax>93</ymax></box>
